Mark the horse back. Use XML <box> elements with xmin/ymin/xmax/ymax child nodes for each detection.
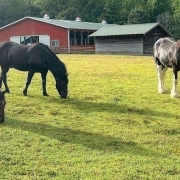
<box><xmin>0</xmin><ymin>41</ymin><xmax>16</xmax><ymax>61</ymax></box>
<box><xmin>153</xmin><ymin>37</ymin><xmax>177</xmax><ymax>67</ymax></box>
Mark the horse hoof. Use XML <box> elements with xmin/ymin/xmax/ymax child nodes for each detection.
<box><xmin>158</xmin><ymin>88</ymin><xmax>167</xmax><ymax>94</ymax></box>
<box><xmin>43</xmin><ymin>93</ymin><xmax>49</xmax><ymax>96</ymax></box>
<box><xmin>171</xmin><ymin>94</ymin><xmax>180</xmax><ymax>98</ymax></box>
<box><xmin>0</xmin><ymin>119</ymin><xmax>4</xmax><ymax>123</ymax></box>
<box><xmin>5</xmin><ymin>90</ymin><xmax>10</xmax><ymax>93</ymax></box>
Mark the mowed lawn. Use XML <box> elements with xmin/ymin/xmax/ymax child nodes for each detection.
<box><xmin>0</xmin><ymin>54</ymin><xmax>180</xmax><ymax>180</ymax></box>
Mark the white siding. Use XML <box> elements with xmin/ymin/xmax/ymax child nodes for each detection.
<box><xmin>39</xmin><ymin>35</ymin><xmax>50</xmax><ymax>46</ymax></box>
<box><xmin>10</xmin><ymin>36</ymin><xmax>20</xmax><ymax>43</ymax></box>
<box><xmin>10</xmin><ymin>35</ymin><xmax>50</xmax><ymax>46</ymax></box>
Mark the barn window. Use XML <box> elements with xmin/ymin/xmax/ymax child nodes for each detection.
<box><xmin>20</xmin><ymin>36</ymin><xmax>39</xmax><ymax>45</ymax></box>
<box><xmin>51</xmin><ymin>40</ymin><xmax>59</xmax><ymax>46</ymax></box>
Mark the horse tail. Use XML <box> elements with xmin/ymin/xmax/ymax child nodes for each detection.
<box><xmin>153</xmin><ymin>39</ymin><xmax>162</xmax><ymax>65</ymax></box>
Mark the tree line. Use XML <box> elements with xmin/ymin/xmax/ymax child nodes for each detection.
<box><xmin>0</xmin><ymin>0</ymin><xmax>180</xmax><ymax>39</ymax></box>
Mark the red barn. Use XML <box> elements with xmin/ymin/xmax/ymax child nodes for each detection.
<box><xmin>0</xmin><ymin>15</ymin><xmax>104</xmax><ymax>53</ymax></box>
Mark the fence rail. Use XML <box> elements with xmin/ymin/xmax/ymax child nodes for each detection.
<box><xmin>50</xmin><ymin>46</ymin><xmax>95</xmax><ymax>54</ymax></box>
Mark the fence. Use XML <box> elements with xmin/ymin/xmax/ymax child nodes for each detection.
<box><xmin>50</xmin><ymin>45</ymin><xmax>95</xmax><ymax>54</ymax></box>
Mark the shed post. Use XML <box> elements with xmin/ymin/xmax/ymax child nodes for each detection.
<box><xmin>81</xmin><ymin>31</ymin><xmax>83</xmax><ymax>45</ymax></box>
<box><xmin>68</xmin><ymin>29</ymin><xmax>70</xmax><ymax>53</ymax></box>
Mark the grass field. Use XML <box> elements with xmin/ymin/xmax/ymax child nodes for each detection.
<box><xmin>0</xmin><ymin>54</ymin><xmax>180</xmax><ymax>180</ymax></box>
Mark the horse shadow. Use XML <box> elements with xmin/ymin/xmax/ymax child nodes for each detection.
<box><xmin>5</xmin><ymin>117</ymin><xmax>164</xmax><ymax>158</ymax></box>
<box><xmin>42</xmin><ymin>96</ymin><xmax>179</xmax><ymax>120</ymax></box>
<box><xmin>10</xmin><ymin>93</ymin><xmax>179</xmax><ymax>120</ymax></box>
<box><xmin>3</xmin><ymin>95</ymin><xmax>176</xmax><ymax>158</ymax></box>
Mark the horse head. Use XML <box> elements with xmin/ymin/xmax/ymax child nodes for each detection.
<box><xmin>56</xmin><ymin>74</ymin><xmax>69</xmax><ymax>99</ymax></box>
<box><xmin>0</xmin><ymin>91</ymin><xmax>6</xmax><ymax>123</ymax></box>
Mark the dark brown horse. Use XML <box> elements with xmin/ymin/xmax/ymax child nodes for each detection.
<box><xmin>0</xmin><ymin>90</ymin><xmax>6</xmax><ymax>123</ymax></box>
<box><xmin>0</xmin><ymin>41</ymin><xmax>68</xmax><ymax>98</ymax></box>
<box><xmin>153</xmin><ymin>37</ymin><xmax>180</xmax><ymax>98</ymax></box>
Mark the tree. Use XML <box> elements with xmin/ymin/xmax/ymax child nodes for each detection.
<box><xmin>82</xmin><ymin>0</ymin><xmax>105</xmax><ymax>22</ymax></box>
<box><xmin>56</xmin><ymin>7</ymin><xmax>79</xmax><ymax>20</ymax></box>
<box><xmin>157</xmin><ymin>12</ymin><xmax>171</xmax><ymax>30</ymax></box>
<box><xmin>122</xmin><ymin>0</ymin><xmax>148</xmax><ymax>11</ymax></box>
<box><xmin>0</xmin><ymin>0</ymin><xmax>40</xmax><ymax>27</ymax></box>
<box><xmin>0</xmin><ymin>0</ymin><xmax>26</xmax><ymax>27</ymax></box>
<box><xmin>128</xmin><ymin>8</ymin><xmax>150</xmax><ymax>24</ymax></box>
<box><xmin>169</xmin><ymin>0</ymin><xmax>180</xmax><ymax>39</ymax></box>
<box><xmin>147</xmin><ymin>0</ymin><xmax>171</xmax><ymax>22</ymax></box>
<box><xmin>104</xmin><ymin>0</ymin><xmax>122</xmax><ymax>24</ymax></box>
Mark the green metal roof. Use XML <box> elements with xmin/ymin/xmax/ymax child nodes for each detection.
<box><xmin>0</xmin><ymin>16</ymin><xmax>104</xmax><ymax>31</ymax></box>
<box><xmin>89</xmin><ymin>23</ymin><xmax>170</xmax><ymax>37</ymax></box>
<box><xmin>0</xmin><ymin>17</ymin><xmax>170</xmax><ymax>37</ymax></box>
<box><xmin>31</xmin><ymin>17</ymin><xmax>105</xmax><ymax>30</ymax></box>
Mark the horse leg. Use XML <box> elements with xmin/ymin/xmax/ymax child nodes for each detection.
<box><xmin>41</xmin><ymin>70</ymin><xmax>49</xmax><ymax>96</ymax></box>
<box><xmin>23</xmin><ymin>71</ymin><xmax>35</xmax><ymax>96</ymax></box>
<box><xmin>171</xmin><ymin>67</ymin><xmax>179</xmax><ymax>98</ymax></box>
<box><xmin>0</xmin><ymin>67</ymin><xmax>10</xmax><ymax>93</ymax></box>
<box><xmin>156</xmin><ymin>64</ymin><xmax>168</xmax><ymax>94</ymax></box>
<box><xmin>0</xmin><ymin>70</ymin><xmax>3</xmax><ymax>90</ymax></box>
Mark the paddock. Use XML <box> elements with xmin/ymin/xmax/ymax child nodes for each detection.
<box><xmin>1</xmin><ymin>54</ymin><xmax>179</xmax><ymax>179</ymax></box>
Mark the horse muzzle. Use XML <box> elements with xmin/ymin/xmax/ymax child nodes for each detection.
<box><xmin>0</xmin><ymin>116</ymin><xmax>4</xmax><ymax>123</ymax></box>
<box><xmin>61</xmin><ymin>95</ymin><xmax>68</xmax><ymax>99</ymax></box>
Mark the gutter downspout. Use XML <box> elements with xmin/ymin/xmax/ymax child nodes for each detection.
<box><xmin>68</xmin><ymin>29</ymin><xmax>70</xmax><ymax>53</ymax></box>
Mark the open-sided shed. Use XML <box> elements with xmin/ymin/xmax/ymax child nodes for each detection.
<box><xmin>89</xmin><ymin>23</ymin><xmax>171</xmax><ymax>55</ymax></box>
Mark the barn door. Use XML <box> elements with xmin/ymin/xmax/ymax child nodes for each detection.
<box><xmin>39</xmin><ymin>35</ymin><xmax>50</xmax><ymax>46</ymax></box>
<box><xmin>10</xmin><ymin>36</ymin><xmax>20</xmax><ymax>43</ymax></box>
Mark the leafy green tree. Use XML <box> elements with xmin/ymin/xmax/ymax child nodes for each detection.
<box><xmin>147</xmin><ymin>0</ymin><xmax>171</xmax><ymax>22</ymax></box>
<box><xmin>118</xmin><ymin>8</ymin><xmax>129</xmax><ymax>24</ymax></box>
<box><xmin>104</xmin><ymin>0</ymin><xmax>122</xmax><ymax>24</ymax></box>
<box><xmin>56</xmin><ymin>7</ymin><xmax>79</xmax><ymax>20</ymax></box>
<box><xmin>170</xmin><ymin>0</ymin><xmax>180</xmax><ymax>39</ymax></box>
<box><xmin>128</xmin><ymin>8</ymin><xmax>150</xmax><ymax>24</ymax></box>
<box><xmin>0</xmin><ymin>0</ymin><xmax>26</xmax><ymax>27</ymax></box>
<box><xmin>32</xmin><ymin>0</ymin><xmax>64</xmax><ymax>18</ymax></box>
<box><xmin>0</xmin><ymin>0</ymin><xmax>40</xmax><ymax>27</ymax></box>
<box><xmin>23</xmin><ymin>0</ymin><xmax>41</xmax><ymax>17</ymax></box>
<box><xmin>82</xmin><ymin>0</ymin><xmax>105</xmax><ymax>22</ymax></box>
<box><xmin>122</xmin><ymin>0</ymin><xmax>148</xmax><ymax>11</ymax></box>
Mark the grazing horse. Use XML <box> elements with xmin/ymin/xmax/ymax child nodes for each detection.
<box><xmin>0</xmin><ymin>90</ymin><xmax>6</xmax><ymax>123</ymax></box>
<box><xmin>0</xmin><ymin>41</ymin><xmax>68</xmax><ymax>98</ymax></box>
<box><xmin>153</xmin><ymin>37</ymin><xmax>180</xmax><ymax>98</ymax></box>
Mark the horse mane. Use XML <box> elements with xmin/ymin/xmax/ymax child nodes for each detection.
<box><xmin>37</xmin><ymin>43</ymin><xmax>68</xmax><ymax>75</ymax></box>
<box><xmin>177</xmin><ymin>40</ymin><xmax>180</xmax><ymax>47</ymax></box>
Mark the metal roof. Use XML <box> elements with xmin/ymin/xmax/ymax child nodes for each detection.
<box><xmin>0</xmin><ymin>16</ymin><xmax>105</xmax><ymax>31</ymax></box>
<box><xmin>89</xmin><ymin>23</ymin><xmax>170</xmax><ymax>37</ymax></box>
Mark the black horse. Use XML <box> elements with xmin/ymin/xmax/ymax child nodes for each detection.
<box><xmin>0</xmin><ymin>90</ymin><xmax>6</xmax><ymax>123</ymax></box>
<box><xmin>0</xmin><ymin>41</ymin><xmax>68</xmax><ymax>98</ymax></box>
<box><xmin>153</xmin><ymin>37</ymin><xmax>180</xmax><ymax>98</ymax></box>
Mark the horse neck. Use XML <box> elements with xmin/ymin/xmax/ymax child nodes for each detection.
<box><xmin>49</xmin><ymin>60</ymin><xmax>67</xmax><ymax>80</ymax></box>
<box><xmin>42</xmin><ymin>46</ymin><xmax>67</xmax><ymax>79</ymax></box>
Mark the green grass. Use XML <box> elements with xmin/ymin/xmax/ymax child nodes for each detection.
<box><xmin>0</xmin><ymin>54</ymin><xmax>180</xmax><ymax>180</ymax></box>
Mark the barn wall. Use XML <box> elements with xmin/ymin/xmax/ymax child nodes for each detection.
<box><xmin>143</xmin><ymin>26</ymin><xmax>169</xmax><ymax>54</ymax></box>
<box><xmin>95</xmin><ymin>36</ymin><xmax>143</xmax><ymax>55</ymax></box>
<box><xmin>0</xmin><ymin>19</ymin><xmax>68</xmax><ymax>47</ymax></box>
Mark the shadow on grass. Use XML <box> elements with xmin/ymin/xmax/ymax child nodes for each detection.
<box><xmin>54</xmin><ymin>97</ymin><xmax>178</xmax><ymax>119</ymax></box>
<box><xmin>5</xmin><ymin>118</ymin><xmax>164</xmax><ymax>158</ymax></box>
<box><xmin>8</xmin><ymin>93</ymin><xmax>178</xmax><ymax>120</ymax></box>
